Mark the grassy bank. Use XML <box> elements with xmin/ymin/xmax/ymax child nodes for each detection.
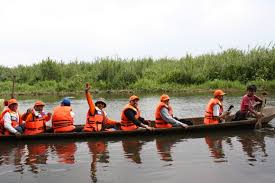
<box><xmin>0</xmin><ymin>46</ymin><xmax>275</xmax><ymax>96</ymax></box>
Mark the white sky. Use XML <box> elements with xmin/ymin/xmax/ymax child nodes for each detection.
<box><xmin>0</xmin><ymin>0</ymin><xmax>274</xmax><ymax>67</ymax></box>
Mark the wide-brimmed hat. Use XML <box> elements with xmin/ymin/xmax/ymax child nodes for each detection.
<box><xmin>34</xmin><ymin>100</ymin><xmax>45</xmax><ymax>106</ymax></box>
<box><xmin>95</xmin><ymin>98</ymin><xmax>107</xmax><ymax>108</ymax></box>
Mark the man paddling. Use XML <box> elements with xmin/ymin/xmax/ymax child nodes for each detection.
<box><xmin>204</xmin><ymin>89</ymin><xmax>230</xmax><ymax>125</ymax></box>
<box><xmin>233</xmin><ymin>85</ymin><xmax>263</xmax><ymax>121</ymax></box>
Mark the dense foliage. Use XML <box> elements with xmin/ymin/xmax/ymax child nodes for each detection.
<box><xmin>1</xmin><ymin>47</ymin><xmax>275</xmax><ymax>94</ymax></box>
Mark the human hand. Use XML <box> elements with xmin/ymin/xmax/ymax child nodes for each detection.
<box><xmin>144</xmin><ymin>125</ymin><xmax>154</xmax><ymax>131</ymax></box>
<box><xmin>85</xmin><ymin>83</ymin><xmax>91</xmax><ymax>92</ymax></box>
<box><xmin>15</xmin><ymin>132</ymin><xmax>21</xmax><ymax>136</ymax></box>
<box><xmin>26</xmin><ymin>108</ymin><xmax>32</xmax><ymax>114</ymax></box>
<box><xmin>180</xmin><ymin>123</ymin><xmax>188</xmax><ymax>128</ymax></box>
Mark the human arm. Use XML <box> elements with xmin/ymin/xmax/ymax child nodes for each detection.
<box><xmin>3</xmin><ymin>112</ymin><xmax>18</xmax><ymax>134</ymax></box>
<box><xmin>85</xmin><ymin>83</ymin><xmax>96</xmax><ymax>115</ymax></box>
<box><xmin>160</xmin><ymin>108</ymin><xmax>188</xmax><ymax>128</ymax></box>
<box><xmin>124</xmin><ymin>109</ymin><xmax>152</xmax><ymax>130</ymax></box>
<box><xmin>213</xmin><ymin>104</ymin><xmax>230</xmax><ymax>121</ymax></box>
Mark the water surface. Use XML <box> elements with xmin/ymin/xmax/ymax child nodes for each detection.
<box><xmin>1</xmin><ymin>93</ymin><xmax>275</xmax><ymax>183</ymax></box>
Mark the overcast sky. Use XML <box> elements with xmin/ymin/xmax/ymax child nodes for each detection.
<box><xmin>0</xmin><ymin>0</ymin><xmax>274</xmax><ymax>67</ymax></box>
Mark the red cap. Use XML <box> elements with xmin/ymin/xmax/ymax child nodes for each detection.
<box><xmin>160</xmin><ymin>94</ymin><xmax>170</xmax><ymax>101</ymax></box>
<box><xmin>214</xmin><ymin>89</ymin><xmax>226</xmax><ymax>97</ymax></box>
<box><xmin>129</xmin><ymin>95</ymin><xmax>139</xmax><ymax>101</ymax></box>
<box><xmin>8</xmin><ymin>99</ymin><xmax>18</xmax><ymax>106</ymax></box>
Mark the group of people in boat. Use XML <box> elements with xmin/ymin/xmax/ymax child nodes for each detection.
<box><xmin>0</xmin><ymin>84</ymin><xmax>264</xmax><ymax>136</ymax></box>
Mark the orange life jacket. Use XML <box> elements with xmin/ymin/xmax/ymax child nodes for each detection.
<box><xmin>204</xmin><ymin>98</ymin><xmax>223</xmax><ymax>125</ymax></box>
<box><xmin>52</xmin><ymin>106</ymin><xmax>75</xmax><ymax>133</ymax></box>
<box><xmin>24</xmin><ymin>111</ymin><xmax>46</xmax><ymax>135</ymax></box>
<box><xmin>121</xmin><ymin>104</ymin><xmax>140</xmax><ymax>131</ymax></box>
<box><xmin>155</xmin><ymin>102</ymin><xmax>173</xmax><ymax>128</ymax></box>
<box><xmin>0</xmin><ymin>109</ymin><xmax>20</xmax><ymax>135</ymax></box>
<box><xmin>83</xmin><ymin>107</ymin><xmax>105</xmax><ymax>132</ymax></box>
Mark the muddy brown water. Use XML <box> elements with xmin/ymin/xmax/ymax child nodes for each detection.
<box><xmin>1</xmin><ymin>93</ymin><xmax>275</xmax><ymax>183</ymax></box>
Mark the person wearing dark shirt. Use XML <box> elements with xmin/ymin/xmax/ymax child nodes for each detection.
<box><xmin>121</xmin><ymin>95</ymin><xmax>153</xmax><ymax>131</ymax></box>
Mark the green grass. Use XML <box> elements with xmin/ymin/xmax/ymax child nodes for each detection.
<box><xmin>1</xmin><ymin>46</ymin><xmax>275</xmax><ymax>95</ymax></box>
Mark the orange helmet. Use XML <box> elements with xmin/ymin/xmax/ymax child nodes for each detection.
<box><xmin>214</xmin><ymin>89</ymin><xmax>226</xmax><ymax>97</ymax></box>
<box><xmin>160</xmin><ymin>94</ymin><xmax>170</xmax><ymax>102</ymax></box>
<box><xmin>8</xmin><ymin>99</ymin><xmax>18</xmax><ymax>106</ymax></box>
<box><xmin>34</xmin><ymin>100</ymin><xmax>45</xmax><ymax>106</ymax></box>
<box><xmin>129</xmin><ymin>95</ymin><xmax>139</xmax><ymax>101</ymax></box>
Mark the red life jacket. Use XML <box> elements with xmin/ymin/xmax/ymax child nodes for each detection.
<box><xmin>24</xmin><ymin>111</ymin><xmax>46</xmax><ymax>135</ymax></box>
<box><xmin>83</xmin><ymin>107</ymin><xmax>105</xmax><ymax>132</ymax></box>
<box><xmin>52</xmin><ymin>106</ymin><xmax>75</xmax><ymax>133</ymax></box>
<box><xmin>204</xmin><ymin>98</ymin><xmax>223</xmax><ymax>125</ymax></box>
<box><xmin>121</xmin><ymin>104</ymin><xmax>140</xmax><ymax>131</ymax></box>
<box><xmin>155</xmin><ymin>102</ymin><xmax>173</xmax><ymax>128</ymax></box>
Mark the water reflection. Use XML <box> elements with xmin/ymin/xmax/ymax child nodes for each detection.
<box><xmin>156</xmin><ymin>137</ymin><xmax>182</xmax><ymax>162</ymax></box>
<box><xmin>88</xmin><ymin>140</ymin><xmax>109</xmax><ymax>183</ymax></box>
<box><xmin>0</xmin><ymin>128</ymin><xmax>275</xmax><ymax>182</ymax></box>
<box><xmin>204</xmin><ymin>135</ymin><xmax>225</xmax><ymax>161</ymax></box>
<box><xmin>25</xmin><ymin>144</ymin><xmax>48</xmax><ymax>173</ymax></box>
<box><xmin>237</xmin><ymin>131</ymin><xmax>269</xmax><ymax>166</ymax></box>
<box><xmin>122</xmin><ymin>140</ymin><xmax>145</xmax><ymax>164</ymax></box>
<box><xmin>0</xmin><ymin>143</ymin><xmax>25</xmax><ymax>173</ymax></box>
<box><xmin>53</xmin><ymin>142</ymin><xmax>77</xmax><ymax>164</ymax></box>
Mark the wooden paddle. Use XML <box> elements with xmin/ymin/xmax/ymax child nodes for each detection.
<box><xmin>254</xmin><ymin>92</ymin><xmax>267</xmax><ymax>129</ymax></box>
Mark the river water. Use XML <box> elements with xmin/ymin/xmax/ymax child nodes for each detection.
<box><xmin>1</xmin><ymin>93</ymin><xmax>275</xmax><ymax>183</ymax></box>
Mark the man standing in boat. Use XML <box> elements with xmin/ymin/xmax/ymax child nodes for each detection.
<box><xmin>204</xmin><ymin>89</ymin><xmax>230</xmax><ymax>125</ymax></box>
<box><xmin>155</xmin><ymin>94</ymin><xmax>190</xmax><ymax>128</ymax></box>
<box><xmin>121</xmin><ymin>95</ymin><xmax>153</xmax><ymax>131</ymax></box>
<box><xmin>83</xmin><ymin>83</ymin><xmax>119</xmax><ymax>132</ymax></box>
<box><xmin>233</xmin><ymin>85</ymin><xmax>263</xmax><ymax>121</ymax></box>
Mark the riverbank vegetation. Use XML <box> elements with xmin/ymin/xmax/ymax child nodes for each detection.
<box><xmin>0</xmin><ymin>46</ymin><xmax>275</xmax><ymax>96</ymax></box>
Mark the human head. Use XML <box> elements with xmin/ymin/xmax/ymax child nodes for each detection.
<box><xmin>160</xmin><ymin>94</ymin><xmax>170</xmax><ymax>105</ymax></box>
<box><xmin>95</xmin><ymin>98</ymin><xmax>107</xmax><ymax>110</ymax></box>
<box><xmin>214</xmin><ymin>89</ymin><xmax>226</xmax><ymax>102</ymax></box>
<box><xmin>129</xmin><ymin>95</ymin><xmax>139</xmax><ymax>108</ymax></box>
<box><xmin>8</xmin><ymin>98</ymin><xmax>18</xmax><ymax>112</ymax></box>
<box><xmin>61</xmin><ymin>98</ymin><xmax>71</xmax><ymax>106</ymax></box>
<box><xmin>34</xmin><ymin>100</ymin><xmax>45</xmax><ymax>112</ymax></box>
<box><xmin>247</xmin><ymin>85</ymin><xmax>257</xmax><ymax>96</ymax></box>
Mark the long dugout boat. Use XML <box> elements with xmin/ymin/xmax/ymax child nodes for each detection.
<box><xmin>0</xmin><ymin>106</ymin><xmax>275</xmax><ymax>141</ymax></box>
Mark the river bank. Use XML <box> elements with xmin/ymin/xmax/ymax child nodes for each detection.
<box><xmin>0</xmin><ymin>79</ymin><xmax>274</xmax><ymax>98</ymax></box>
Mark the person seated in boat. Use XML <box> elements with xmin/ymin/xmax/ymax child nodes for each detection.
<box><xmin>121</xmin><ymin>95</ymin><xmax>153</xmax><ymax>131</ymax></box>
<box><xmin>233</xmin><ymin>85</ymin><xmax>263</xmax><ymax>121</ymax></box>
<box><xmin>155</xmin><ymin>94</ymin><xmax>189</xmax><ymax>128</ymax></box>
<box><xmin>52</xmin><ymin>98</ymin><xmax>76</xmax><ymax>133</ymax></box>
<box><xmin>23</xmin><ymin>100</ymin><xmax>52</xmax><ymax>135</ymax></box>
<box><xmin>0</xmin><ymin>99</ymin><xmax>25</xmax><ymax>135</ymax></box>
<box><xmin>83</xmin><ymin>83</ymin><xmax>120</xmax><ymax>132</ymax></box>
<box><xmin>204</xmin><ymin>89</ymin><xmax>230</xmax><ymax>125</ymax></box>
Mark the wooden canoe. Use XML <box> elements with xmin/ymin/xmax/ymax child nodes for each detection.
<box><xmin>0</xmin><ymin>106</ymin><xmax>275</xmax><ymax>141</ymax></box>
